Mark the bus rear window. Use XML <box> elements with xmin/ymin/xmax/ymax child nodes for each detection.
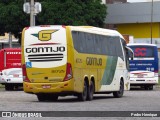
<box><xmin>130</xmin><ymin>46</ymin><xmax>154</xmax><ymax>58</ymax></box>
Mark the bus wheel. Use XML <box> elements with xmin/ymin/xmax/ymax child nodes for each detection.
<box><xmin>113</xmin><ymin>80</ymin><xmax>124</xmax><ymax>98</ymax></box>
<box><xmin>5</xmin><ymin>84</ymin><xmax>14</xmax><ymax>91</ymax></box>
<box><xmin>87</xmin><ymin>81</ymin><xmax>94</xmax><ymax>101</ymax></box>
<box><xmin>145</xmin><ymin>85</ymin><xmax>153</xmax><ymax>90</ymax></box>
<box><xmin>144</xmin><ymin>85</ymin><xmax>150</xmax><ymax>90</ymax></box>
<box><xmin>36</xmin><ymin>94</ymin><xmax>46</xmax><ymax>102</ymax></box>
<box><xmin>149</xmin><ymin>85</ymin><xmax>153</xmax><ymax>90</ymax></box>
<box><xmin>77</xmin><ymin>81</ymin><xmax>88</xmax><ymax>101</ymax></box>
<box><xmin>48</xmin><ymin>94</ymin><xmax>58</xmax><ymax>101</ymax></box>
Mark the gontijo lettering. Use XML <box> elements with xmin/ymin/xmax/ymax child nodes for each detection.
<box><xmin>25</xmin><ymin>46</ymin><xmax>65</xmax><ymax>53</ymax></box>
<box><xmin>86</xmin><ymin>57</ymin><xmax>102</xmax><ymax>66</ymax></box>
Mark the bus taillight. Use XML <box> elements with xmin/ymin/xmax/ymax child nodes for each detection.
<box><xmin>24</xmin><ymin>27</ymin><xmax>30</xmax><ymax>30</ymax></box>
<box><xmin>154</xmin><ymin>70</ymin><xmax>159</xmax><ymax>77</ymax></box>
<box><xmin>22</xmin><ymin>64</ymin><xmax>30</xmax><ymax>82</ymax></box>
<box><xmin>64</xmin><ymin>63</ymin><xmax>73</xmax><ymax>81</ymax></box>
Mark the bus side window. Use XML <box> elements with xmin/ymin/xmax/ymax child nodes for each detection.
<box><xmin>128</xmin><ymin>49</ymin><xmax>134</xmax><ymax>60</ymax></box>
<box><xmin>95</xmin><ymin>35</ymin><xmax>102</xmax><ymax>54</ymax></box>
<box><xmin>125</xmin><ymin>48</ymin><xmax>130</xmax><ymax>70</ymax></box>
<box><xmin>121</xmin><ymin>39</ymin><xmax>129</xmax><ymax>70</ymax></box>
<box><xmin>86</xmin><ymin>33</ymin><xmax>95</xmax><ymax>54</ymax></box>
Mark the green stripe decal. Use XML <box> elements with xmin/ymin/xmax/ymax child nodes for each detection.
<box><xmin>101</xmin><ymin>56</ymin><xmax>118</xmax><ymax>85</ymax></box>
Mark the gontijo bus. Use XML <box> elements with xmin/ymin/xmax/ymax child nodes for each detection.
<box><xmin>127</xmin><ymin>44</ymin><xmax>159</xmax><ymax>90</ymax></box>
<box><xmin>22</xmin><ymin>25</ymin><xmax>133</xmax><ymax>101</ymax></box>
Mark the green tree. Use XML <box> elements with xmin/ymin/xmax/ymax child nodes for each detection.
<box><xmin>0</xmin><ymin>0</ymin><xmax>29</xmax><ymax>38</ymax></box>
<box><xmin>0</xmin><ymin>0</ymin><xmax>106</xmax><ymax>39</ymax></box>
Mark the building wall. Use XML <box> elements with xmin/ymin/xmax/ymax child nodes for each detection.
<box><xmin>105</xmin><ymin>2</ymin><xmax>160</xmax><ymax>24</ymax></box>
<box><xmin>117</xmin><ymin>23</ymin><xmax>160</xmax><ymax>69</ymax></box>
<box><xmin>117</xmin><ymin>23</ymin><xmax>160</xmax><ymax>38</ymax></box>
<box><xmin>0</xmin><ymin>33</ymin><xmax>15</xmax><ymax>40</ymax></box>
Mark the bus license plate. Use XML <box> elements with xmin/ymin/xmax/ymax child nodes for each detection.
<box><xmin>137</xmin><ymin>74</ymin><xmax>144</xmax><ymax>78</ymax></box>
<box><xmin>13</xmin><ymin>74</ymin><xmax>19</xmax><ymax>77</ymax></box>
<box><xmin>42</xmin><ymin>85</ymin><xmax>51</xmax><ymax>89</ymax></box>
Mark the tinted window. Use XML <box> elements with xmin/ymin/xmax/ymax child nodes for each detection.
<box><xmin>72</xmin><ymin>31</ymin><xmax>80</xmax><ymax>51</ymax></box>
<box><xmin>94</xmin><ymin>35</ymin><xmax>102</xmax><ymax>54</ymax></box>
<box><xmin>79</xmin><ymin>32</ymin><xmax>87</xmax><ymax>53</ymax></box>
<box><xmin>86</xmin><ymin>33</ymin><xmax>95</xmax><ymax>54</ymax></box>
<box><xmin>72</xmin><ymin>31</ymin><xmax>123</xmax><ymax>58</ymax></box>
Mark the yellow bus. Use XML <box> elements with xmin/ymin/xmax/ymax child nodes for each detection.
<box><xmin>21</xmin><ymin>25</ymin><xmax>132</xmax><ymax>101</ymax></box>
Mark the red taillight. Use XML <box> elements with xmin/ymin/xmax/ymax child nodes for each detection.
<box><xmin>64</xmin><ymin>63</ymin><xmax>73</xmax><ymax>81</ymax></box>
<box><xmin>25</xmin><ymin>27</ymin><xmax>29</xmax><ymax>30</ymax></box>
<box><xmin>154</xmin><ymin>70</ymin><xmax>159</xmax><ymax>77</ymax></box>
<box><xmin>22</xmin><ymin>64</ymin><xmax>30</xmax><ymax>82</ymax></box>
<box><xmin>154</xmin><ymin>70</ymin><xmax>158</xmax><ymax>73</ymax></box>
<box><xmin>62</xmin><ymin>25</ymin><xmax>66</xmax><ymax>28</ymax></box>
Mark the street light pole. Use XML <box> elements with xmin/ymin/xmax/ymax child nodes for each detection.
<box><xmin>30</xmin><ymin>0</ymin><xmax>35</xmax><ymax>26</ymax></box>
<box><xmin>151</xmin><ymin>0</ymin><xmax>153</xmax><ymax>44</ymax></box>
<box><xmin>24</xmin><ymin>0</ymin><xmax>41</xmax><ymax>26</ymax></box>
<box><xmin>9</xmin><ymin>32</ymin><xmax>12</xmax><ymax>48</ymax></box>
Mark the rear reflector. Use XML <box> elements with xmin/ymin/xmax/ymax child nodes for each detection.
<box><xmin>22</xmin><ymin>64</ymin><xmax>30</xmax><ymax>82</ymax></box>
<box><xmin>64</xmin><ymin>63</ymin><xmax>72</xmax><ymax>81</ymax></box>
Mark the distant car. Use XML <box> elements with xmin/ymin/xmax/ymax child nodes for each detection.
<box><xmin>0</xmin><ymin>68</ymin><xmax>23</xmax><ymax>90</ymax></box>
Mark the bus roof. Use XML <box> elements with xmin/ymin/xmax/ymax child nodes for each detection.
<box><xmin>69</xmin><ymin>26</ymin><xmax>124</xmax><ymax>39</ymax></box>
<box><xmin>127</xmin><ymin>43</ymin><xmax>157</xmax><ymax>47</ymax></box>
<box><xmin>0</xmin><ymin>48</ymin><xmax>21</xmax><ymax>51</ymax></box>
<box><xmin>25</xmin><ymin>25</ymin><xmax>124</xmax><ymax>39</ymax></box>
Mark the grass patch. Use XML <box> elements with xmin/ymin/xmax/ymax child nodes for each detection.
<box><xmin>158</xmin><ymin>71</ymin><xmax>160</xmax><ymax>85</ymax></box>
<box><xmin>0</xmin><ymin>84</ymin><xmax>4</xmax><ymax>88</ymax></box>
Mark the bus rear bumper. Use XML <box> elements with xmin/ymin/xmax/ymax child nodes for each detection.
<box><xmin>23</xmin><ymin>80</ymin><xmax>75</xmax><ymax>94</ymax></box>
<box><xmin>130</xmin><ymin>77</ymin><xmax>158</xmax><ymax>85</ymax></box>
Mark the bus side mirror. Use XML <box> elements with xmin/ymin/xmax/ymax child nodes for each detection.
<box><xmin>126</xmin><ymin>46</ymin><xmax>134</xmax><ymax>60</ymax></box>
<box><xmin>130</xmin><ymin>53</ymin><xmax>134</xmax><ymax>60</ymax></box>
<box><xmin>129</xmin><ymin>50</ymin><xmax>134</xmax><ymax>60</ymax></box>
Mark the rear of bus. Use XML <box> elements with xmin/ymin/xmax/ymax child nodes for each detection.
<box><xmin>128</xmin><ymin>44</ymin><xmax>159</xmax><ymax>90</ymax></box>
<box><xmin>22</xmin><ymin>25</ymin><xmax>74</xmax><ymax>94</ymax></box>
<box><xmin>0</xmin><ymin>48</ymin><xmax>21</xmax><ymax>84</ymax></box>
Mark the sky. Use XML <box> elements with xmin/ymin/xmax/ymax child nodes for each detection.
<box><xmin>128</xmin><ymin>0</ymin><xmax>160</xmax><ymax>2</ymax></box>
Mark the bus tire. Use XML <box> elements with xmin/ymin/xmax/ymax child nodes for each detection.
<box><xmin>48</xmin><ymin>94</ymin><xmax>58</xmax><ymax>101</ymax></box>
<box><xmin>146</xmin><ymin>85</ymin><xmax>153</xmax><ymax>90</ymax></box>
<box><xmin>87</xmin><ymin>80</ymin><xmax>94</xmax><ymax>101</ymax></box>
<box><xmin>77</xmin><ymin>81</ymin><xmax>88</xmax><ymax>101</ymax></box>
<box><xmin>144</xmin><ymin>85</ymin><xmax>151</xmax><ymax>90</ymax></box>
<box><xmin>37</xmin><ymin>94</ymin><xmax>46</xmax><ymax>102</ymax></box>
<box><xmin>113</xmin><ymin>80</ymin><xmax>124</xmax><ymax>98</ymax></box>
<box><xmin>5</xmin><ymin>84</ymin><xmax>14</xmax><ymax>91</ymax></box>
<box><xmin>149</xmin><ymin>85</ymin><xmax>153</xmax><ymax>90</ymax></box>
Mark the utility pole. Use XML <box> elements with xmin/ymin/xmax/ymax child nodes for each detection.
<box><xmin>150</xmin><ymin>0</ymin><xmax>153</xmax><ymax>44</ymax></box>
<box><xmin>30</xmin><ymin>0</ymin><xmax>35</xmax><ymax>26</ymax></box>
<box><xmin>9</xmin><ymin>32</ymin><xmax>12</xmax><ymax>48</ymax></box>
